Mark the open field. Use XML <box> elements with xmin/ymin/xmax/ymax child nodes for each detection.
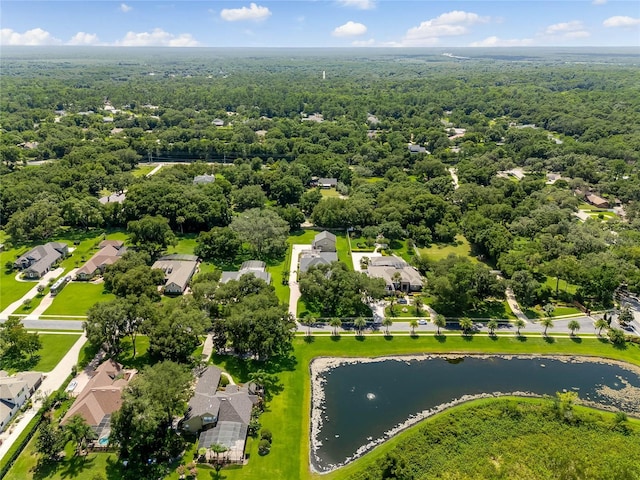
<box><xmin>166</xmin><ymin>234</ymin><xmax>198</xmax><ymax>255</ymax></box>
<box><xmin>43</xmin><ymin>283</ymin><xmax>116</xmax><ymax>316</ymax></box>
<box><xmin>417</xmin><ymin>235</ymin><xmax>477</xmax><ymax>262</ymax></box>
<box><xmin>131</xmin><ymin>165</ymin><xmax>155</xmax><ymax>177</ymax></box>
<box><xmin>0</xmin><ymin>333</ymin><xmax>80</xmax><ymax>374</ymax></box>
<box><xmin>319</xmin><ymin>188</ymin><xmax>342</xmax><ymax>198</ymax></box>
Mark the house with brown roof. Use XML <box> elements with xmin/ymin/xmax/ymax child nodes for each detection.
<box><xmin>76</xmin><ymin>240</ymin><xmax>126</xmax><ymax>281</ymax></box>
<box><xmin>585</xmin><ymin>193</ymin><xmax>609</xmax><ymax>209</ymax></box>
<box><xmin>61</xmin><ymin>359</ymin><xmax>136</xmax><ymax>440</ymax></box>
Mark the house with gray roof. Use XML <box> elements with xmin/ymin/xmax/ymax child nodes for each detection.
<box><xmin>193</xmin><ymin>174</ymin><xmax>215</xmax><ymax>185</ymax></box>
<box><xmin>366</xmin><ymin>256</ymin><xmax>423</xmax><ymax>293</ymax></box>
<box><xmin>181</xmin><ymin>366</ymin><xmax>260</xmax><ymax>463</ymax></box>
<box><xmin>1</xmin><ymin>371</ymin><xmax>43</xmax><ymax>432</ymax></box>
<box><xmin>220</xmin><ymin>260</ymin><xmax>271</xmax><ymax>285</ymax></box>
<box><xmin>299</xmin><ymin>250</ymin><xmax>338</xmax><ymax>273</ymax></box>
<box><xmin>14</xmin><ymin>242</ymin><xmax>68</xmax><ymax>279</ymax></box>
<box><xmin>152</xmin><ymin>254</ymin><xmax>199</xmax><ymax>294</ymax></box>
<box><xmin>317</xmin><ymin>178</ymin><xmax>338</xmax><ymax>189</ymax></box>
<box><xmin>312</xmin><ymin>231</ymin><xmax>336</xmax><ymax>252</ymax></box>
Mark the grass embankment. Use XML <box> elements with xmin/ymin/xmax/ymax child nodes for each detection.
<box><xmin>0</xmin><ymin>334</ymin><xmax>80</xmax><ymax>374</ymax></box>
<box><xmin>327</xmin><ymin>397</ymin><xmax>640</xmax><ymax>480</ymax></box>
<box><xmin>203</xmin><ymin>336</ymin><xmax>640</xmax><ymax>480</ymax></box>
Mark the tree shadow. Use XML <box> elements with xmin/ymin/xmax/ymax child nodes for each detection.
<box><xmin>612</xmin><ymin>342</ymin><xmax>628</xmax><ymax>351</ymax></box>
<box><xmin>0</xmin><ymin>353</ymin><xmax>40</xmax><ymax>372</ymax></box>
<box><xmin>383</xmin><ymin>334</ymin><xmax>394</xmax><ymax>341</ymax></box>
<box><xmin>435</xmin><ymin>334</ymin><xmax>447</xmax><ymax>343</ymax></box>
<box><xmin>330</xmin><ymin>335</ymin><xmax>341</xmax><ymax>342</ymax></box>
<box><xmin>489</xmin><ymin>334</ymin><xmax>499</xmax><ymax>342</ymax></box>
<box><xmin>303</xmin><ymin>335</ymin><xmax>315</xmax><ymax>344</ymax></box>
<box><xmin>543</xmin><ymin>336</ymin><xmax>556</xmax><ymax>344</ymax></box>
<box><xmin>516</xmin><ymin>335</ymin><xmax>528</xmax><ymax>342</ymax></box>
<box><xmin>461</xmin><ymin>334</ymin><xmax>473</xmax><ymax>342</ymax></box>
<box><xmin>58</xmin><ymin>454</ymin><xmax>97</xmax><ymax>479</ymax></box>
<box><xmin>354</xmin><ymin>335</ymin><xmax>366</xmax><ymax>342</ymax></box>
<box><xmin>570</xmin><ymin>336</ymin><xmax>582</xmax><ymax>344</ymax></box>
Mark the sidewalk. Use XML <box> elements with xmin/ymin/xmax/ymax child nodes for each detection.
<box><xmin>0</xmin><ymin>333</ymin><xmax>87</xmax><ymax>462</ymax></box>
<box><xmin>0</xmin><ymin>268</ymin><xmax>65</xmax><ymax>321</ymax></box>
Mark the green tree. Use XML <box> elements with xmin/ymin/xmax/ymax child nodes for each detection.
<box><xmin>382</xmin><ymin>317</ymin><xmax>393</xmax><ymax>336</ymax></box>
<box><xmin>414</xmin><ymin>297</ymin><xmax>423</xmax><ymax>316</ymax></box>
<box><xmin>84</xmin><ymin>298</ymin><xmax>130</xmax><ymax>357</ymax></box>
<box><xmin>540</xmin><ymin>316</ymin><xmax>554</xmax><ymax>336</ymax></box>
<box><xmin>300</xmin><ymin>188</ymin><xmax>323</xmax><ymax>215</ymax></box>
<box><xmin>329</xmin><ymin>317</ymin><xmax>342</xmax><ymax>336</ymax></box>
<box><xmin>409</xmin><ymin>318</ymin><xmax>418</xmax><ymax>336</ymax></box>
<box><xmin>514</xmin><ymin>318</ymin><xmax>526</xmax><ymax>336</ymax></box>
<box><xmin>354</xmin><ymin>317</ymin><xmax>367</xmax><ymax>336</ymax></box>
<box><xmin>5</xmin><ymin>197</ymin><xmax>63</xmax><ymax>242</ymax></box>
<box><xmin>543</xmin><ymin>303</ymin><xmax>555</xmax><ymax>318</ymax></box>
<box><xmin>127</xmin><ymin>215</ymin><xmax>177</xmax><ymax>259</ymax></box>
<box><xmin>568</xmin><ymin>319</ymin><xmax>581</xmax><ymax>336</ymax></box>
<box><xmin>434</xmin><ymin>314</ymin><xmax>446</xmax><ymax>335</ymax></box>
<box><xmin>230</xmin><ymin>208</ymin><xmax>289</xmax><ymax>259</ymax></box>
<box><xmin>608</xmin><ymin>327</ymin><xmax>625</xmax><ymax>345</ymax></box>
<box><xmin>35</xmin><ymin>420</ymin><xmax>65</xmax><ymax>463</ymax></box>
<box><xmin>64</xmin><ymin>414</ymin><xmax>96</xmax><ymax>456</ymax></box>
<box><xmin>233</xmin><ymin>185</ymin><xmax>267</xmax><ymax>212</ymax></box>
<box><xmin>0</xmin><ymin>317</ymin><xmax>42</xmax><ymax>361</ymax></box>
<box><xmin>618</xmin><ymin>306</ymin><xmax>633</xmax><ymax>326</ymax></box>
<box><xmin>594</xmin><ymin>318</ymin><xmax>608</xmax><ymax>336</ymax></box>
<box><xmin>510</xmin><ymin>270</ymin><xmax>540</xmax><ymax>308</ymax></box>
<box><xmin>270</xmin><ymin>175</ymin><xmax>304</xmax><ymax>206</ymax></box>
<box><xmin>459</xmin><ymin>317</ymin><xmax>473</xmax><ymax>335</ymax></box>
<box><xmin>487</xmin><ymin>319</ymin><xmax>499</xmax><ymax>335</ymax></box>
<box><xmin>194</xmin><ymin>226</ymin><xmax>241</xmax><ymax>263</ymax></box>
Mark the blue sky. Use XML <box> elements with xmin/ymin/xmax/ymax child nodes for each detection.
<box><xmin>1</xmin><ymin>1</ymin><xmax>639</xmax><ymax>47</ymax></box>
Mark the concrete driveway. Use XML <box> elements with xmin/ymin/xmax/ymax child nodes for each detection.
<box><xmin>288</xmin><ymin>244</ymin><xmax>310</xmax><ymax>319</ymax></box>
<box><xmin>0</xmin><ymin>267</ymin><xmax>65</xmax><ymax>321</ymax></box>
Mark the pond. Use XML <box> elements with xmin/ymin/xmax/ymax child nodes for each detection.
<box><xmin>310</xmin><ymin>355</ymin><xmax>640</xmax><ymax>473</ymax></box>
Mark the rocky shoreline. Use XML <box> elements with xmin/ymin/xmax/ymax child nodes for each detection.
<box><xmin>309</xmin><ymin>353</ymin><xmax>640</xmax><ymax>474</ymax></box>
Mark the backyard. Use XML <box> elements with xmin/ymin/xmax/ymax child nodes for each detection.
<box><xmin>416</xmin><ymin>235</ymin><xmax>478</xmax><ymax>263</ymax></box>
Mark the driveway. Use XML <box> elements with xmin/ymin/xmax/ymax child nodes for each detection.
<box><xmin>25</xmin><ymin>268</ymin><xmax>78</xmax><ymax>320</ymax></box>
<box><xmin>0</xmin><ymin>333</ymin><xmax>87</xmax><ymax>461</ymax></box>
<box><xmin>351</xmin><ymin>251</ymin><xmax>382</xmax><ymax>272</ymax></box>
<box><xmin>504</xmin><ymin>287</ymin><xmax>530</xmax><ymax>324</ymax></box>
<box><xmin>0</xmin><ymin>267</ymin><xmax>65</xmax><ymax>321</ymax></box>
<box><xmin>288</xmin><ymin>244</ymin><xmax>310</xmax><ymax>319</ymax></box>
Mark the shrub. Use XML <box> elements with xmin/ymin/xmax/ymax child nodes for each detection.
<box><xmin>260</xmin><ymin>428</ymin><xmax>272</xmax><ymax>442</ymax></box>
<box><xmin>258</xmin><ymin>439</ymin><xmax>271</xmax><ymax>455</ymax></box>
<box><xmin>219</xmin><ymin>375</ymin><xmax>230</xmax><ymax>388</ymax></box>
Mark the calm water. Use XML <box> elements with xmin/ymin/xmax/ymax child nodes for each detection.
<box><xmin>313</xmin><ymin>356</ymin><xmax>640</xmax><ymax>472</ymax></box>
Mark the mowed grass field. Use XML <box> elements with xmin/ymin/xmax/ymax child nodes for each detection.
<box><xmin>0</xmin><ymin>246</ymin><xmax>38</xmax><ymax>311</ymax></box>
<box><xmin>417</xmin><ymin>234</ymin><xmax>477</xmax><ymax>262</ymax></box>
<box><xmin>43</xmin><ymin>283</ymin><xmax>116</xmax><ymax>316</ymax></box>
<box><xmin>0</xmin><ymin>333</ymin><xmax>80</xmax><ymax>374</ymax></box>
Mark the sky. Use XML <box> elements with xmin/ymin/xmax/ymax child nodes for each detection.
<box><xmin>1</xmin><ymin>1</ymin><xmax>639</xmax><ymax>48</ymax></box>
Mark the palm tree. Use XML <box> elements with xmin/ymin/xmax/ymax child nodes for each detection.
<box><xmin>65</xmin><ymin>414</ymin><xmax>96</xmax><ymax>456</ymax></box>
<box><xmin>434</xmin><ymin>314</ymin><xmax>446</xmax><ymax>335</ymax></box>
<box><xmin>594</xmin><ymin>318</ymin><xmax>608</xmax><ymax>336</ymax></box>
<box><xmin>459</xmin><ymin>317</ymin><xmax>473</xmax><ymax>336</ymax></box>
<box><xmin>354</xmin><ymin>317</ymin><xmax>366</xmax><ymax>337</ymax></box>
<box><xmin>487</xmin><ymin>319</ymin><xmax>499</xmax><ymax>335</ymax></box>
<box><xmin>382</xmin><ymin>317</ymin><xmax>393</xmax><ymax>336</ymax></box>
<box><xmin>540</xmin><ymin>316</ymin><xmax>554</xmax><ymax>336</ymax></box>
<box><xmin>409</xmin><ymin>318</ymin><xmax>418</xmax><ymax>336</ymax></box>
<box><xmin>515</xmin><ymin>318</ymin><xmax>526</xmax><ymax>336</ymax></box>
<box><xmin>414</xmin><ymin>297</ymin><xmax>423</xmax><ymax>316</ymax></box>
<box><xmin>211</xmin><ymin>443</ymin><xmax>228</xmax><ymax>466</ymax></box>
<box><xmin>302</xmin><ymin>317</ymin><xmax>312</xmax><ymax>336</ymax></box>
<box><xmin>568</xmin><ymin>319</ymin><xmax>580</xmax><ymax>336</ymax></box>
<box><xmin>329</xmin><ymin>317</ymin><xmax>342</xmax><ymax>336</ymax></box>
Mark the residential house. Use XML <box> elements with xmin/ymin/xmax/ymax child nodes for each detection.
<box><xmin>408</xmin><ymin>144</ymin><xmax>428</xmax><ymax>154</ymax></box>
<box><xmin>61</xmin><ymin>359</ymin><xmax>136</xmax><ymax>440</ymax></box>
<box><xmin>299</xmin><ymin>250</ymin><xmax>338</xmax><ymax>273</ymax></box>
<box><xmin>182</xmin><ymin>366</ymin><xmax>260</xmax><ymax>463</ymax></box>
<box><xmin>212</xmin><ymin>119</ymin><xmax>225</xmax><ymax>127</ymax></box>
<box><xmin>366</xmin><ymin>256</ymin><xmax>423</xmax><ymax>293</ymax></box>
<box><xmin>586</xmin><ymin>194</ymin><xmax>609</xmax><ymax>209</ymax></box>
<box><xmin>0</xmin><ymin>371</ymin><xmax>43</xmax><ymax>432</ymax></box>
<box><xmin>14</xmin><ymin>242</ymin><xmax>68</xmax><ymax>279</ymax></box>
<box><xmin>193</xmin><ymin>174</ymin><xmax>215</xmax><ymax>185</ymax></box>
<box><xmin>152</xmin><ymin>254</ymin><xmax>199</xmax><ymax>294</ymax></box>
<box><xmin>75</xmin><ymin>240</ymin><xmax>126</xmax><ymax>280</ymax></box>
<box><xmin>312</xmin><ymin>231</ymin><xmax>337</xmax><ymax>252</ymax></box>
<box><xmin>220</xmin><ymin>260</ymin><xmax>271</xmax><ymax>285</ymax></box>
<box><xmin>98</xmin><ymin>192</ymin><xmax>126</xmax><ymax>205</ymax></box>
<box><xmin>317</xmin><ymin>178</ymin><xmax>338</xmax><ymax>189</ymax></box>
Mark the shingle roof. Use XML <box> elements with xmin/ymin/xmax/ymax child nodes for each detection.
<box><xmin>299</xmin><ymin>251</ymin><xmax>337</xmax><ymax>273</ymax></box>
<box><xmin>314</xmin><ymin>231</ymin><xmax>336</xmax><ymax>243</ymax></box>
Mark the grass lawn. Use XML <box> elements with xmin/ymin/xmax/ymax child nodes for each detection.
<box><xmin>319</xmin><ymin>188</ymin><xmax>342</xmax><ymax>198</ymax></box>
<box><xmin>388</xmin><ymin>239</ymin><xmax>413</xmax><ymax>262</ymax></box>
<box><xmin>385</xmin><ymin>305</ymin><xmax>423</xmax><ymax>318</ymax></box>
<box><xmin>267</xmin><ymin>255</ymin><xmax>289</xmax><ymax>306</ymax></box>
<box><xmin>0</xmin><ymin>246</ymin><xmax>37</xmax><ymax>311</ymax></box>
<box><xmin>543</xmin><ymin>276</ymin><xmax>579</xmax><ymax>295</ymax></box>
<box><xmin>417</xmin><ymin>234</ymin><xmax>477</xmax><ymax>262</ymax></box>
<box><xmin>526</xmin><ymin>303</ymin><xmax>582</xmax><ymax>319</ymax></box>
<box><xmin>349</xmin><ymin>236</ymin><xmax>375</xmax><ymax>253</ymax></box>
<box><xmin>461</xmin><ymin>300</ymin><xmax>516</xmax><ymax>320</ymax></box>
<box><xmin>43</xmin><ymin>283</ymin><xmax>115</xmax><ymax>316</ymax></box>
<box><xmin>132</xmin><ymin>165</ymin><xmax>155</xmax><ymax>177</ymax></box>
<box><xmin>335</xmin><ymin>235</ymin><xmax>351</xmax><ymax>269</ymax></box>
<box><xmin>0</xmin><ymin>333</ymin><xmax>80</xmax><ymax>374</ymax></box>
<box><xmin>166</xmin><ymin>234</ymin><xmax>198</xmax><ymax>256</ymax></box>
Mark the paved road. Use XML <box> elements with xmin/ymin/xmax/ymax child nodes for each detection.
<box><xmin>504</xmin><ymin>287</ymin><xmax>531</xmax><ymax>323</ymax></box>
<box><xmin>0</xmin><ymin>333</ymin><xmax>87</xmax><ymax>462</ymax></box>
<box><xmin>2</xmin><ymin>318</ymin><xmax>85</xmax><ymax>331</ymax></box>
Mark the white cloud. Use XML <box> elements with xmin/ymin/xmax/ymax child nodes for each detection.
<box><xmin>332</xmin><ymin>21</ymin><xmax>367</xmax><ymax>37</ymax></box>
<box><xmin>116</xmin><ymin>28</ymin><xmax>199</xmax><ymax>47</ymax></box>
<box><xmin>592</xmin><ymin>0</ymin><xmax>607</xmax><ymax>4</ymax></box>
<box><xmin>470</xmin><ymin>36</ymin><xmax>534</xmax><ymax>47</ymax></box>
<box><xmin>120</xmin><ymin>3</ymin><xmax>133</xmax><ymax>13</ymax></box>
<box><xmin>543</xmin><ymin>20</ymin><xmax>589</xmax><ymax>39</ymax></box>
<box><xmin>0</xmin><ymin>27</ymin><xmax>62</xmax><ymax>46</ymax></box>
<box><xmin>220</xmin><ymin>3</ymin><xmax>271</xmax><ymax>22</ymax></box>
<box><xmin>603</xmin><ymin>16</ymin><xmax>640</xmax><ymax>28</ymax></box>
<box><xmin>67</xmin><ymin>32</ymin><xmax>101</xmax><ymax>46</ymax></box>
<box><xmin>336</xmin><ymin>0</ymin><xmax>376</xmax><ymax>10</ymax></box>
<box><xmin>402</xmin><ymin>10</ymin><xmax>490</xmax><ymax>46</ymax></box>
